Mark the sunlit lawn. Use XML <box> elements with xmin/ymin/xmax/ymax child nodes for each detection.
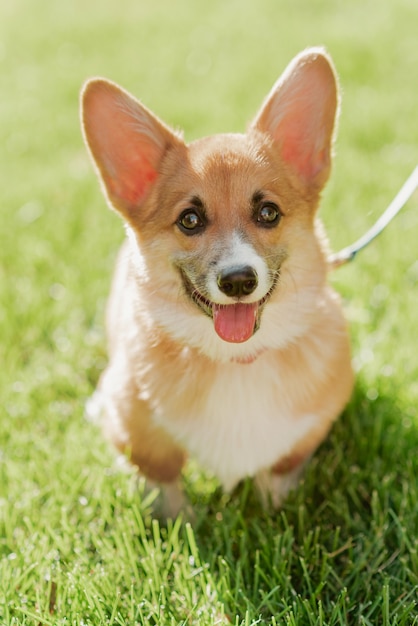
<box><xmin>1</xmin><ymin>0</ymin><xmax>417</xmax><ymax>623</ymax></box>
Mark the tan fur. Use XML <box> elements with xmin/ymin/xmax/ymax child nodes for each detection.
<box><xmin>81</xmin><ymin>48</ymin><xmax>353</xmax><ymax>515</ymax></box>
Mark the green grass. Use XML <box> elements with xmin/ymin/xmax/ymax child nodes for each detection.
<box><xmin>1</xmin><ymin>0</ymin><xmax>417</xmax><ymax>623</ymax></box>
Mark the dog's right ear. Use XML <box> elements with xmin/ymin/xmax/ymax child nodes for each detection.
<box><xmin>81</xmin><ymin>79</ymin><xmax>182</xmax><ymax>220</ymax></box>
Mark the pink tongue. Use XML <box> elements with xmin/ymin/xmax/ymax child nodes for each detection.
<box><xmin>213</xmin><ymin>302</ymin><xmax>258</xmax><ymax>343</ymax></box>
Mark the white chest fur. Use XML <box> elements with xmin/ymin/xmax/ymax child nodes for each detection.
<box><xmin>152</xmin><ymin>354</ymin><xmax>319</xmax><ymax>491</ymax></box>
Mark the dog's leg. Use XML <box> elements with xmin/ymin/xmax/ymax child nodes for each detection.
<box><xmin>92</xmin><ymin>362</ymin><xmax>187</xmax><ymax>518</ymax></box>
<box><xmin>143</xmin><ymin>477</ymin><xmax>192</xmax><ymax>520</ymax></box>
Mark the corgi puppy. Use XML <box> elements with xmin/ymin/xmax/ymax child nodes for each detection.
<box><xmin>81</xmin><ymin>48</ymin><xmax>353</xmax><ymax>515</ymax></box>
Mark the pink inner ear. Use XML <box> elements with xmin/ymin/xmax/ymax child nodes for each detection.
<box><xmin>274</xmin><ymin>98</ymin><xmax>331</xmax><ymax>182</ymax></box>
<box><xmin>281</xmin><ymin>136</ymin><xmax>327</xmax><ymax>181</ymax></box>
<box><xmin>253</xmin><ymin>50</ymin><xmax>337</xmax><ymax>186</ymax></box>
<box><xmin>83</xmin><ymin>80</ymin><xmax>175</xmax><ymax>216</ymax></box>
<box><xmin>108</xmin><ymin>153</ymin><xmax>159</xmax><ymax>209</ymax></box>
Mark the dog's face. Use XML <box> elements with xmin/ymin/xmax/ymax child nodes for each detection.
<box><xmin>82</xmin><ymin>48</ymin><xmax>339</xmax><ymax>361</ymax></box>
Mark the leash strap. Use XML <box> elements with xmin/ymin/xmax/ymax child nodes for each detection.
<box><xmin>330</xmin><ymin>165</ymin><xmax>418</xmax><ymax>268</ymax></box>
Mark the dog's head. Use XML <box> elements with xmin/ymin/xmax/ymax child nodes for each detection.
<box><xmin>81</xmin><ymin>48</ymin><xmax>339</xmax><ymax>361</ymax></box>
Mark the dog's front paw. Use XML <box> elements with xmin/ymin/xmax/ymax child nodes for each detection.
<box><xmin>254</xmin><ymin>463</ymin><xmax>306</xmax><ymax>509</ymax></box>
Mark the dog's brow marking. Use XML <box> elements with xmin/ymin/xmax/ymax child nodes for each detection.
<box><xmin>189</xmin><ymin>195</ymin><xmax>205</xmax><ymax>208</ymax></box>
<box><xmin>252</xmin><ymin>190</ymin><xmax>266</xmax><ymax>205</ymax></box>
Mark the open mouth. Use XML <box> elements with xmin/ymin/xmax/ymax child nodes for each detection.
<box><xmin>180</xmin><ymin>272</ymin><xmax>277</xmax><ymax>344</ymax></box>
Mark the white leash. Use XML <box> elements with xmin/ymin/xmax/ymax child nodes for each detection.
<box><xmin>330</xmin><ymin>165</ymin><xmax>418</xmax><ymax>268</ymax></box>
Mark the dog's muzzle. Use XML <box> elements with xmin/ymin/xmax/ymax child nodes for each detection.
<box><xmin>180</xmin><ymin>267</ymin><xmax>277</xmax><ymax>343</ymax></box>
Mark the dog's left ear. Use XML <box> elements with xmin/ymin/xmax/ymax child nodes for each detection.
<box><xmin>252</xmin><ymin>48</ymin><xmax>339</xmax><ymax>188</ymax></box>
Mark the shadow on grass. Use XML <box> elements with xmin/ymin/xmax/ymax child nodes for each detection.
<box><xmin>186</xmin><ymin>376</ymin><xmax>418</xmax><ymax>620</ymax></box>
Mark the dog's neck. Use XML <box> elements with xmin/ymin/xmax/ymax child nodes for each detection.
<box><xmin>231</xmin><ymin>349</ymin><xmax>266</xmax><ymax>364</ymax></box>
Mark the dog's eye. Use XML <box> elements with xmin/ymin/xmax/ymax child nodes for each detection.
<box><xmin>256</xmin><ymin>202</ymin><xmax>281</xmax><ymax>228</ymax></box>
<box><xmin>177</xmin><ymin>209</ymin><xmax>206</xmax><ymax>235</ymax></box>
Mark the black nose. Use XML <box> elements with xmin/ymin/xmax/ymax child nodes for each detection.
<box><xmin>217</xmin><ymin>266</ymin><xmax>258</xmax><ymax>298</ymax></box>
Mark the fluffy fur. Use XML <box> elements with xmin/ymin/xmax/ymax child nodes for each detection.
<box><xmin>81</xmin><ymin>48</ymin><xmax>353</xmax><ymax>515</ymax></box>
